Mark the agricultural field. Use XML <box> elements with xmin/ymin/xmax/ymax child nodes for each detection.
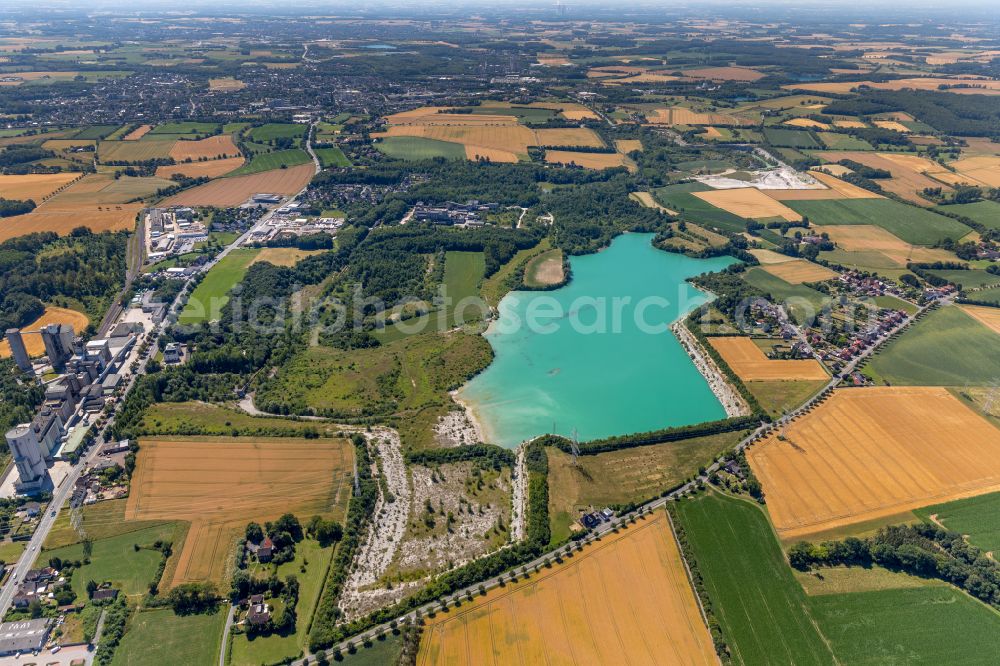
<box><xmin>111</xmin><ymin>608</ymin><xmax>227</xmax><ymax>666</ymax></box>
<box><xmin>315</xmin><ymin>145</ymin><xmax>351</xmax><ymax>167</ymax></box>
<box><xmin>375</xmin><ymin>136</ymin><xmax>466</xmax><ymax>161</ymax></box>
<box><xmin>418</xmin><ymin>511</ymin><xmax>717</xmax><ymax>665</ymax></box>
<box><xmin>708</xmin><ymin>337</ymin><xmax>828</xmax><ymax>381</ymax></box>
<box><xmin>614</xmin><ymin>139</ymin><xmax>643</xmax><ymax>153</ymax></box>
<box><xmin>178</xmin><ymin>248</ymin><xmax>260</xmax><ymax>324</ymax></box>
<box><xmin>925</xmin><ymin>268</ymin><xmax>1000</xmax><ymax>290</ymax></box>
<box><xmin>122</xmin><ymin>124</ymin><xmax>152</xmax><ymax>140</ymax></box>
<box><xmin>162</xmin><ymin>163</ymin><xmax>314</xmax><ymax>206</ymax></box>
<box><xmin>759</xmin><ymin>258</ymin><xmax>838</xmax><ymax>284</ymax></box>
<box><xmin>138</xmin><ymin>401</ymin><xmax>346</xmax><ymax>438</ymax></box>
<box><xmin>960</xmin><ymin>304</ymin><xmax>1000</xmax><ymax>334</ymax></box>
<box><xmin>98</xmin><ymin>139</ymin><xmax>176</xmax><ymax>162</ymax></box>
<box><xmin>227</xmin><ymin>148</ymin><xmax>311</xmax><ymax>176</ymax></box>
<box><xmin>915</xmin><ymin>491</ymin><xmax>1000</xmax><ymax>554</ymax></box>
<box><xmin>546</xmin><ymin>429</ymin><xmax>749</xmax><ymax>541</ymax></box>
<box><xmin>0</xmin><ymin>201</ymin><xmax>141</xmax><ymax>242</ymax></box>
<box><xmin>815</xmin><ymin>224</ymin><xmax>955</xmax><ymax>267</ymax></box>
<box><xmin>939</xmin><ymin>200</ymin><xmax>1000</xmax><ymax>230</ymax></box>
<box><xmin>784</xmin><ymin>199</ymin><xmax>971</xmax><ymax>246</ymax></box>
<box><xmin>169</xmin><ymin>134</ymin><xmax>241</xmax><ymax>161</ymax></box>
<box><xmin>673</xmin><ymin>492</ymin><xmax>835</xmax><ymax>665</ymax></box>
<box><xmin>767</xmin><ymin>171</ymin><xmax>882</xmax><ymax>201</ymax></box>
<box><xmin>0</xmin><ymin>172</ymin><xmax>80</xmax><ymax>201</ymax></box>
<box><xmin>251</xmin><ymin>247</ymin><xmax>326</xmax><ymax>267</ymax></box>
<box><xmin>762</xmin><ymin>128</ymin><xmax>821</xmax><ymax>148</ymax></box>
<box><xmin>544</xmin><ymin>150</ymin><xmax>632</xmax><ymax>171</ymax></box>
<box><xmin>644</xmin><ymin>107</ymin><xmax>753</xmax><ymax>126</ymax></box>
<box><xmin>814</xmin><ymin>151</ymin><xmax>956</xmax><ymax>205</ymax></box>
<box><xmin>747</xmin><ymin>387</ymin><xmax>1000</xmax><ymax>539</ymax></box>
<box><xmin>155</xmin><ymin>156</ymin><xmax>244</xmax><ymax>179</ymax></box>
<box><xmin>693</xmin><ymin>187</ymin><xmax>803</xmax><ymax>222</ymax></box>
<box><xmin>746</xmin><ymin>379</ymin><xmax>829</xmax><ymax>419</ymax></box>
<box><xmin>149</xmin><ymin>121</ymin><xmax>220</xmax><ymax>136</ymax></box>
<box><xmin>0</xmin><ymin>306</ymin><xmax>90</xmax><ymax>358</ymax></box>
<box><xmin>742</xmin><ymin>268</ymin><xmax>830</xmax><ymax>325</ymax></box>
<box><xmin>248</xmin><ymin>123</ymin><xmax>307</xmax><ymax>142</ymax></box>
<box><xmin>863</xmin><ymin>305</ymin><xmax>1000</xmax><ymax>385</ymax></box>
<box><xmin>125</xmin><ymin>436</ymin><xmax>354</xmax><ymax>587</ymax></box>
<box><xmin>43</xmin><ymin>499</ymin><xmax>172</xmax><ymax>550</ymax></box>
<box><xmin>208</xmin><ymin>76</ymin><xmax>245</xmax><ymax>91</ymax></box>
<box><xmin>655</xmin><ymin>182</ymin><xmax>749</xmax><ymax>234</ymax></box>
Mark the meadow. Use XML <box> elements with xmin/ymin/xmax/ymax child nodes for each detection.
<box><xmin>762</xmin><ymin>127</ymin><xmax>821</xmax><ymax>148</ymax></box>
<box><xmin>939</xmin><ymin>200</ymin><xmax>1000</xmax><ymax>230</ymax></box>
<box><xmin>138</xmin><ymin>401</ymin><xmax>344</xmax><ymax>437</ymax></box>
<box><xmin>785</xmin><ymin>198</ymin><xmax>971</xmax><ymax>246</ymax></box>
<box><xmin>111</xmin><ymin>608</ymin><xmax>226</xmax><ymax>666</ymax></box>
<box><xmin>315</xmin><ymin>145</ymin><xmax>351</xmax><ymax>167</ymax></box>
<box><xmin>149</xmin><ymin>121</ymin><xmax>220</xmax><ymax>135</ymax></box>
<box><xmin>43</xmin><ymin>522</ymin><xmax>182</xmax><ymax>598</ymax></box>
<box><xmin>375</xmin><ymin>136</ymin><xmax>466</xmax><ymax>161</ymax></box>
<box><xmin>248</xmin><ymin>123</ymin><xmax>307</xmax><ymax>141</ymax></box>
<box><xmin>546</xmin><ymin>429</ymin><xmax>749</xmax><ymax>542</ymax></box>
<box><xmin>674</xmin><ymin>492</ymin><xmax>835</xmax><ymax>665</ymax></box>
<box><xmin>228</xmin><ymin>148</ymin><xmax>311</xmax><ymax>176</ymax></box>
<box><xmin>863</xmin><ymin>305</ymin><xmax>1000</xmax><ymax>385</ymax></box>
<box><xmin>178</xmin><ymin>248</ymin><xmax>260</xmax><ymax>324</ymax></box>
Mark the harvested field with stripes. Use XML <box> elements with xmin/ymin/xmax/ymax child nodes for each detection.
<box><xmin>169</xmin><ymin>134</ymin><xmax>241</xmax><ymax>161</ymax></box>
<box><xmin>948</xmin><ymin>156</ymin><xmax>1000</xmax><ymax>188</ymax></box>
<box><xmin>747</xmin><ymin>387</ymin><xmax>1000</xmax><ymax>539</ymax></box>
<box><xmin>155</xmin><ymin>156</ymin><xmax>244</xmax><ymax>179</ymax></box>
<box><xmin>693</xmin><ymin>187</ymin><xmax>803</xmax><ymax>221</ymax></box>
<box><xmin>813</xmin><ymin>224</ymin><xmax>955</xmax><ymax>266</ymax></box>
<box><xmin>785</xmin><ymin>118</ymin><xmax>831</xmax><ymax>130</ymax></box>
<box><xmin>645</xmin><ymin>107</ymin><xmax>754</xmax><ymax>126</ymax></box>
<box><xmin>0</xmin><ymin>172</ymin><xmax>81</xmax><ymax>202</ymax></box>
<box><xmin>709</xmin><ymin>337</ymin><xmax>829</xmax><ymax>381</ymax></box>
<box><xmin>0</xmin><ymin>203</ymin><xmax>141</xmax><ymax>243</ymax></box>
<box><xmin>544</xmin><ymin>150</ymin><xmax>633</xmax><ymax>171</ymax></box>
<box><xmin>0</xmin><ymin>307</ymin><xmax>90</xmax><ymax>358</ymax></box>
<box><xmin>161</xmin><ymin>163</ymin><xmax>314</xmax><ymax>206</ymax></box>
<box><xmin>615</xmin><ymin>139</ymin><xmax>643</xmax><ymax>153</ymax></box>
<box><xmin>122</xmin><ymin>124</ymin><xmax>152</xmax><ymax>140</ymax></box>
<box><xmin>418</xmin><ymin>511</ymin><xmax>717</xmax><ymax>666</ymax></box>
<box><xmin>816</xmin><ymin>151</ymin><xmax>946</xmax><ymax>205</ymax></box>
<box><xmin>761</xmin><ymin>259</ymin><xmax>839</xmax><ymax>284</ymax></box>
<box><xmin>125</xmin><ymin>437</ymin><xmax>354</xmax><ymax>587</ymax></box>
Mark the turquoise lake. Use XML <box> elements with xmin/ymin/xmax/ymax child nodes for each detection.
<box><xmin>458</xmin><ymin>233</ymin><xmax>735</xmax><ymax>448</ymax></box>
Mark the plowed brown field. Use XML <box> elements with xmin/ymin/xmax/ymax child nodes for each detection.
<box><xmin>748</xmin><ymin>387</ymin><xmax>1000</xmax><ymax>539</ymax></box>
<box><xmin>161</xmin><ymin>164</ymin><xmax>314</xmax><ymax>206</ymax></box>
<box><xmin>125</xmin><ymin>437</ymin><xmax>354</xmax><ymax>587</ymax></box>
<box><xmin>418</xmin><ymin>511</ymin><xmax>716</xmax><ymax>666</ymax></box>
<box><xmin>710</xmin><ymin>336</ymin><xmax>829</xmax><ymax>381</ymax></box>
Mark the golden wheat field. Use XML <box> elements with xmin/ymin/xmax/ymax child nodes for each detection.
<box><xmin>0</xmin><ymin>307</ymin><xmax>90</xmax><ymax>358</ymax></box>
<box><xmin>0</xmin><ymin>204</ymin><xmax>141</xmax><ymax>243</ymax></box>
<box><xmin>208</xmin><ymin>77</ymin><xmax>246</xmax><ymax>91</ymax></box>
<box><xmin>748</xmin><ymin>387</ymin><xmax>1000</xmax><ymax>539</ymax></box>
<box><xmin>645</xmin><ymin>107</ymin><xmax>753</xmax><ymax>126</ymax></box>
<box><xmin>693</xmin><ymin>187</ymin><xmax>803</xmax><ymax>221</ymax></box>
<box><xmin>122</xmin><ymin>124</ymin><xmax>153</xmax><ymax>140</ymax></box>
<box><xmin>785</xmin><ymin>118</ymin><xmax>831</xmax><ymax>130</ymax></box>
<box><xmin>815</xmin><ymin>151</ymin><xmax>946</xmax><ymax>205</ymax></box>
<box><xmin>0</xmin><ymin>172</ymin><xmax>81</xmax><ymax>202</ymax></box>
<box><xmin>125</xmin><ymin>437</ymin><xmax>354</xmax><ymax>587</ymax></box>
<box><xmin>832</xmin><ymin>120</ymin><xmax>867</xmax><ymax>129</ymax></box>
<box><xmin>812</xmin><ymin>224</ymin><xmax>954</xmax><ymax>266</ymax></box>
<box><xmin>155</xmin><ymin>156</ymin><xmax>245</xmax><ymax>179</ymax></box>
<box><xmin>960</xmin><ymin>305</ymin><xmax>1000</xmax><ymax>335</ymax></box>
<box><xmin>709</xmin><ymin>337</ymin><xmax>829</xmax><ymax>381</ymax></box>
<box><xmin>762</xmin><ymin>259</ymin><xmax>839</xmax><ymax>284</ymax></box>
<box><xmin>948</xmin><ymin>156</ymin><xmax>1000</xmax><ymax>188</ymax></box>
<box><xmin>544</xmin><ymin>150</ymin><xmax>633</xmax><ymax>171</ymax></box>
<box><xmin>418</xmin><ymin>511</ymin><xmax>717</xmax><ymax>666</ymax></box>
<box><xmin>684</xmin><ymin>65</ymin><xmax>765</xmax><ymax>81</ymax></box>
<box><xmin>169</xmin><ymin>134</ymin><xmax>241</xmax><ymax>161</ymax></box>
<box><xmin>630</xmin><ymin>191</ymin><xmax>677</xmax><ymax>214</ymax></box>
<box><xmin>250</xmin><ymin>247</ymin><xmax>325</xmax><ymax>267</ymax></box>
<box><xmin>161</xmin><ymin>163</ymin><xmax>314</xmax><ymax>206</ymax></box>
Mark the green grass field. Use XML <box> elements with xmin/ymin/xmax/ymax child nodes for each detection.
<box><xmin>179</xmin><ymin>248</ymin><xmax>260</xmax><ymax>324</ymax></box>
<box><xmin>970</xmin><ymin>284</ymin><xmax>1000</xmax><ymax>305</ymax></box>
<box><xmin>248</xmin><ymin>123</ymin><xmax>307</xmax><ymax>141</ymax></box>
<box><xmin>747</xmin><ymin>379</ymin><xmax>829</xmax><ymax>418</ymax></box>
<box><xmin>925</xmin><ymin>268</ymin><xmax>1000</xmax><ymax>290</ymax></box>
<box><xmin>139</xmin><ymin>401</ymin><xmax>345</xmax><ymax>437</ymax></box>
<box><xmin>315</xmin><ymin>146</ymin><xmax>351</xmax><ymax>168</ymax></box>
<box><xmin>763</xmin><ymin>127</ymin><xmax>821</xmax><ymax>148</ymax></box>
<box><xmin>149</xmin><ymin>122</ymin><xmax>219</xmax><ymax>135</ymax></box>
<box><xmin>339</xmin><ymin>634</ymin><xmax>403</xmax><ymax>665</ymax></box>
<box><xmin>938</xmin><ymin>200</ymin><xmax>1000</xmax><ymax>230</ymax></box>
<box><xmin>785</xmin><ymin>198</ymin><xmax>972</xmax><ymax>246</ymax></box>
<box><xmin>872</xmin><ymin>294</ymin><xmax>918</xmax><ymax>315</ymax></box>
<box><xmin>810</xmin><ymin>586</ymin><xmax>1000</xmax><ymax>664</ymax></box>
<box><xmin>655</xmin><ymin>182</ymin><xmax>748</xmax><ymax>235</ymax></box>
<box><xmin>44</xmin><ymin>523</ymin><xmax>180</xmax><ymax>598</ymax></box>
<box><xmin>915</xmin><ymin>492</ymin><xmax>1000</xmax><ymax>554</ymax></box>
<box><xmin>375</xmin><ymin>136</ymin><xmax>466</xmax><ymax>161</ymax></box>
<box><xmin>228</xmin><ymin>538</ymin><xmax>335</xmax><ymax>666</ymax></box>
<box><xmin>376</xmin><ymin>251</ymin><xmax>486</xmax><ymax>342</ymax></box>
<box><xmin>523</xmin><ymin>248</ymin><xmax>563</xmax><ymax>288</ymax></box>
<box><xmin>112</xmin><ymin>608</ymin><xmax>226</xmax><ymax>666</ymax></box>
<box><xmin>863</xmin><ymin>305</ymin><xmax>1000</xmax><ymax>385</ymax></box>
<box><xmin>0</xmin><ymin>540</ymin><xmax>26</xmax><ymax>564</ymax></box>
<box><xmin>44</xmin><ymin>499</ymin><xmax>172</xmax><ymax>549</ymax></box>
<box><xmin>74</xmin><ymin>124</ymin><xmax>122</xmax><ymax>140</ymax></box>
<box><xmin>227</xmin><ymin>149</ymin><xmax>311</xmax><ymax>176</ymax></box>
<box><xmin>817</xmin><ymin>132</ymin><xmax>873</xmax><ymax>150</ymax></box>
<box><xmin>674</xmin><ymin>491</ymin><xmax>835</xmax><ymax>665</ymax></box>
<box><xmin>742</xmin><ymin>267</ymin><xmax>831</xmax><ymax>324</ymax></box>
